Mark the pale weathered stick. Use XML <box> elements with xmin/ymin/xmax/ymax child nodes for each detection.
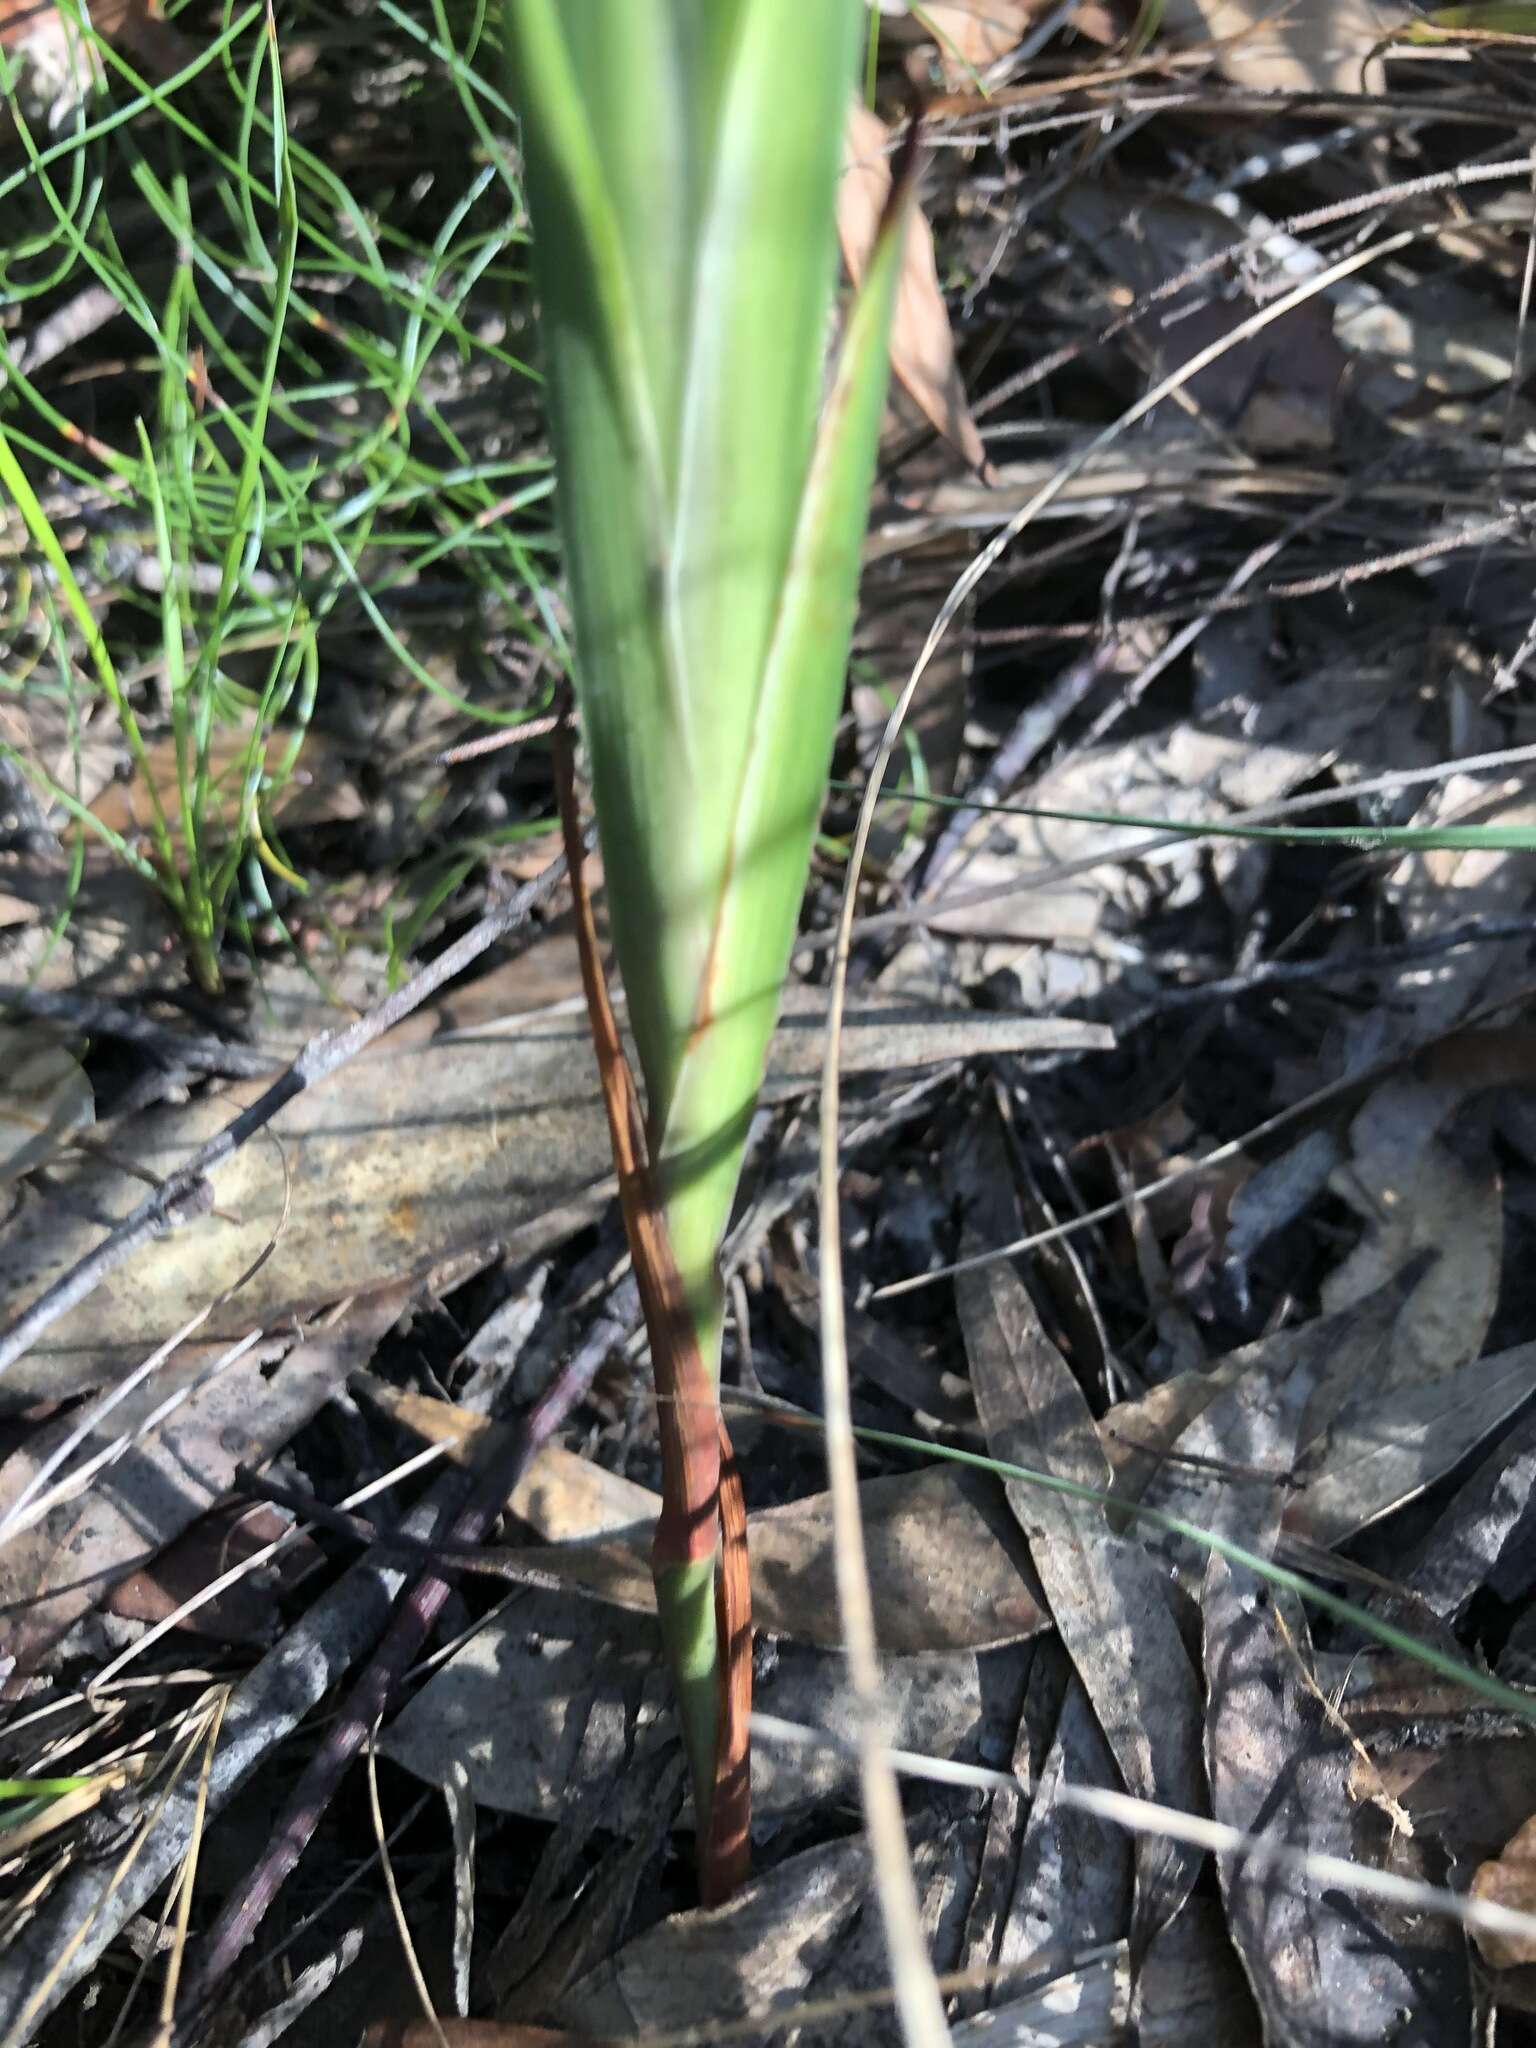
<box><xmin>0</xmin><ymin>847</ymin><xmax>573</xmax><ymax>1386</ymax></box>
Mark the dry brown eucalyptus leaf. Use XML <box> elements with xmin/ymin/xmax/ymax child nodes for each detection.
<box><xmin>354</xmin><ymin>1381</ymin><xmax>659</xmax><ymax>1539</ymax></box>
<box><xmin>1382</xmin><ymin>774</ymin><xmax>1536</xmax><ymax>1041</ymax></box>
<box><xmin>916</xmin><ymin>0</ymin><xmax>1038</xmax><ymax>76</ymax></box>
<box><xmin>875</xmin><ymin>0</ymin><xmax>1049</xmax><ymax>76</ymax></box>
<box><xmin>0</xmin><ymin>1019</ymin><xmax>616</xmax><ymax>1407</ymax></box>
<box><xmin>552</xmin><ymin>1824</ymin><xmax>967</xmax><ymax>2039</ymax></box>
<box><xmin>354</xmin><ymin>1374</ymin><xmax>1046</xmax><ymax>1649</ymax></box>
<box><xmin>955</xmin><ymin>1113</ymin><xmax>1205</xmax><ymax>1956</ymax></box>
<box><xmin>105</xmin><ymin>1501</ymin><xmax>321</xmax><ymax>1643</ymax></box>
<box><xmin>0</xmin><ymin>1289</ymin><xmax>404</xmax><ymax>1668</ymax></box>
<box><xmin>1472</xmin><ymin>1816</ymin><xmax>1536</xmax><ymax>1969</ymax></box>
<box><xmin>1</xmin><ymin>0</ymin><xmax>196</xmax><ymax>118</ymax></box>
<box><xmin>89</xmin><ymin>720</ymin><xmax>363</xmax><ymax>844</ymax></box>
<box><xmin>558</xmin><ymin>1831</ymin><xmax>869</xmax><ymax>2035</ymax></box>
<box><xmin>841</xmin><ymin>100</ymin><xmax>990</xmax><ymax>476</ymax></box>
<box><xmin>383</xmin><ymin>1588</ymin><xmax>1027</xmax><ymax>1832</ymax></box>
<box><xmin>1321</xmin><ymin>1039</ymin><xmax>1520</xmax><ymax>1389</ymax></box>
<box><xmin>1206</xmin><ymin>1558</ymin><xmax>1472</xmax><ymax>2041</ymax></box>
<box><xmin>1287</xmin><ymin>1339</ymin><xmax>1536</xmax><ymax>1546</ymax></box>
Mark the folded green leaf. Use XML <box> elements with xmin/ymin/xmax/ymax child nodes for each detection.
<box><xmin>507</xmin><ymin>0</ymin><xmax>905</xmax><ymax>1361</ymax></box>
<box><xmin>506</xmin><ymin>0</ymin><xmax>907</xmax><ymax>1882</ymax></box>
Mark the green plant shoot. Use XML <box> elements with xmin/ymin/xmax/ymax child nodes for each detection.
<box><xmin>504</xmin><ymin>0</ymin><xmax>907</xmax><ymax>1853</ymax></box>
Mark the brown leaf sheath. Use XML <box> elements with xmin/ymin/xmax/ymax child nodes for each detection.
<box><xmin>704</xmin><ymin>1407</ymin><xmax>753</xmax><ymax>1903</ymax></box>
<box><xmin>553</xmin><ymin>730</ymin><xmax>722</xmax><ymax>1572</ymax></box>
<box><xmin>555</xmin><ymin>730</ymin><xmax>753</xmax><ymax>1899</ymax></box>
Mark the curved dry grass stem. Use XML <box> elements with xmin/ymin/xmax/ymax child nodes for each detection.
<box><xmin>815</xmin><ymin>1010</ymin><xmax>952</xmax><ymax>2045</ymax></box>
<box><xmin>366</xmin><ymin>1725</ymin><xmax>451</xmax><ymax>2048</ymax></box>
<box><xmin>814</xmin><ymin>207</ymin><xmax>1419</xmax><ymax>2048</ymax></box>
<box><xmin>751</xmin><ymin>1712</ymin><xmax>1536</xmax><ymax>1956</ymax></box>
<box><xmin>0</xmin><ymin>1695</ymin><xmax>221</xmax><ymax>2048</ymax></box>
<box><xmin>156</xmin><ymin>1689</ymin><xmax>229</xmax><ymax>2034</ymax></box>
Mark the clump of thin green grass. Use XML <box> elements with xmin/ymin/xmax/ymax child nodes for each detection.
<box><xmin>7</xmin><ymin>3</ymin><xmax>1527</xmax><ymax>1000</ymax></box>
<box><xmin>0</xmin><ymin>0</ymin><xmax>556</xmax><ymax>989</ymax></box>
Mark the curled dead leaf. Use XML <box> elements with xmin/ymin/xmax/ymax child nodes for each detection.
<box><xmin>356</xmin><ymin>1377</ymin><xmax>1047</xmax><ymax>1650</ymax></box>
<box><xmin>841</xmin><ymin>100</ymin><xmax>991</xmax><ymax>477</ymax></box>
<box><xmin>877</xmin><ymin>0</ymin><xmax>1045</xmax><ymax>81</ymax></box>
<box><xmin>1158</xmin><ymin>0</ymin><xmax>1392</xmax><ymax>90</ymax></box>
<box><xmin>106</xmin><ymin>1501</ymin><xmax>321</xmax><ymax>1644</ymax></box>
<box><xmin>89</xmin><ymin>718</ymin><xmax>362</xmax><ymax>845</ymax></box>
<box><xmin>1472</xmin><ymin>1814</ymin><xmax>1536</xmax><ymax>1969</ymax></box>
<box><xmin>1321</xmin><ymin>1033</ymin><xmax>1527</xmax><ymax>1389</ymax></box>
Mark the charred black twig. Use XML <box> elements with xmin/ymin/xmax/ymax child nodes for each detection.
<box><xmin>0</xmin><ymin>986</ymin><xmax>278</xmax><ymax>1079</ymax></box>
<box><xmin>1126</xmin><ymin>915</ymin><xmax>1536</xmax><ymax>1028</ymax></box>
<box><xmin>168</xmin><ymin>1298</ymin><xmax>620</xmax><ymax>2042</ymax></box>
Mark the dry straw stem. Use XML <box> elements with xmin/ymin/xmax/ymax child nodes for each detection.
<box><xmin>0</xmin><ymin>1333</ymin><xmax>611</xmax><ymax>2035</ymax></box>
<box><xmin>963</xmin><ymin>151</ymin><xmax>1536</xmax><ymax>420</ymax></box>
<box><xmin>0</xmin><ymin>1690</ymin><xmax>225</xmax><ymax>2048</ymax></box>
<box><xmin>155</xmin><ymin>1689</ymin><xmax>229</xmax><ymax>2035</ymax></box>
<box><xmin>749</xmin><ymin>1713</ymin><xmax>1536</xmax><ymax>1960</ymax></box>
<box><xmin>366</xmin><ymin>1728</ymin><xmax>452</xmax><ymax>2048</ymax></box>
<box><xmin>168</xmin><ymin>1318</ymin><xmax>616</xmax><ymax>2027</ymax></box>
<box><xmin>864</xmin><ymin>753</ymin><xmax>1536</xmax><ymax>1304</ymax></box>
<box><xmin>812</xmin><ymin>187</ymin><xmax>1424</xmax><ymax>2048</ymax></box>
